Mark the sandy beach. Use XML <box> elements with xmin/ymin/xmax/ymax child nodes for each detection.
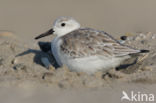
<box><xmin>0</xmin><ymin>0</ymin><xmax>156</xmax><ymax>103</ymax></box>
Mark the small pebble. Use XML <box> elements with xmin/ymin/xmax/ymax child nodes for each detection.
<box><xmin>151</xmin><ymin>34</ymin><xmax>156</xmax><ymax>39</ymax></box>
<box><xmin>139</xmin><ymin>33</ymin><xmax>146</xmax><ymax>39</ymax></box>
<box><xmin>42</xmin><ymin>72</ymin><xmax>53</xmax><ymax>80</ymax></box>
<box><xmin>135</xmin><ymin>36</ymin><xmax>141</xmax><ymax>41</ymax></box>
<box><xmin>140</xmin><ymin>40</ymin><xmax>148</xmax><ymax>44</ymax></box>
<box><xmin>12</xmin><ymin>58</ymin><xmax>18</xmax><ymax>64</ymax></box>
<box><xmin>13</xmin><ymin>63</ymin><xmax>27</xmax><ymax>71</ymax></box>
<box><xmin>120</xmin><ymin>36</ymin><xmax>127</xmax><ymax>40</ymax></box>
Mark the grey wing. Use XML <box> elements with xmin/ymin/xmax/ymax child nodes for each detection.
<box><xmin>60</xmin><ymin>28</ymin><xmax>140</xmax><ymax>58</ymax></box>
<box><xmin>112</xmin><ymin>43</ymin><xmax>140</xmax><ymax>56</ymax></box>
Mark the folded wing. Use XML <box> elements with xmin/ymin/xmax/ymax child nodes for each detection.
<box><xmin>60</xmin><ymin>28</ymin><xmax>140</xmax><ymax>58</ymax></box>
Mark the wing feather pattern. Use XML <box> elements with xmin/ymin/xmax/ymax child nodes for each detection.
<box><xmin>60</xmin><ymin>28</ymin><xmax>140</xmax><ymax>58</ymax></box>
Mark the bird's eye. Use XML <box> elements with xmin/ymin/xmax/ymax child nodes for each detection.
<box><xmin>61</xmin><ymin>23</ymin><xmax>66</xmax><ymax>27</ymax></box>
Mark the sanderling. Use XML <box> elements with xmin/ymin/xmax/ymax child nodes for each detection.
<box><xmin>35</xmin><ymin>16</ymin><xmax>149</xmax><ymax>74</ymax></box>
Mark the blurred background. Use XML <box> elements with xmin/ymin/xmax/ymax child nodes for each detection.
<box><xmin>0</xmin><ymin>0</ymin><xmax>156</xmax><ymax>41</ymax></box>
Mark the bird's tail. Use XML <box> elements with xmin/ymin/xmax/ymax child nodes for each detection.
<box><xmin>139</xmin><ymin>49</ymin><xmax>150</xmax><ymax>53</ymax></box>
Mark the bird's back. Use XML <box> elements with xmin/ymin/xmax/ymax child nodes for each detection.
<box><xmin>59</xmin><ymin>28</ymin><xmax>140</xmax><ymax>58</ymax></box>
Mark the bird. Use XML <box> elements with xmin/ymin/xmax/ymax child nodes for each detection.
<box><xmin>35</xmin><ymin>16</ymin><xmax>149</xmax><ymax>74</ymax></box>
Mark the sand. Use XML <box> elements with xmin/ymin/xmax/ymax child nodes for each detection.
<box><xmin>0</xmin><ymin>31</ymin><xmax>156</xmax><ymax>103</ymax></box>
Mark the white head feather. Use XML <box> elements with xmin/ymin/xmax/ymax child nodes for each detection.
<box><xmin>53</xmin><ymin>17</ymin><xmax>81</xmax><ymax>37</ymax></box>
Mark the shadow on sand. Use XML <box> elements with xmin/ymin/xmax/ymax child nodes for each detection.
<box><xmin>16</xmin><ymin>42</ymin><xmax>59</xmax><ymax>69</ymax></box>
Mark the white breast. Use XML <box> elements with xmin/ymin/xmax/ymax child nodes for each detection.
<box><xmin>51</xmin><ymin>37</ymin><xmax>63</xmax><ymax>66</ymax></box>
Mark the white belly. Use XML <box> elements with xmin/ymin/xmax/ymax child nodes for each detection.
<box><xmin>62</xmin><ymin>56</ymin><xmax>129</xmax><ymax>74</ymax></box>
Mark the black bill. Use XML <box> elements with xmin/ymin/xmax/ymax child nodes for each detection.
<box><xmin>35</xmin><ymin>28</ymin><xmax>54</xmax><ymax>39</ymax></box>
